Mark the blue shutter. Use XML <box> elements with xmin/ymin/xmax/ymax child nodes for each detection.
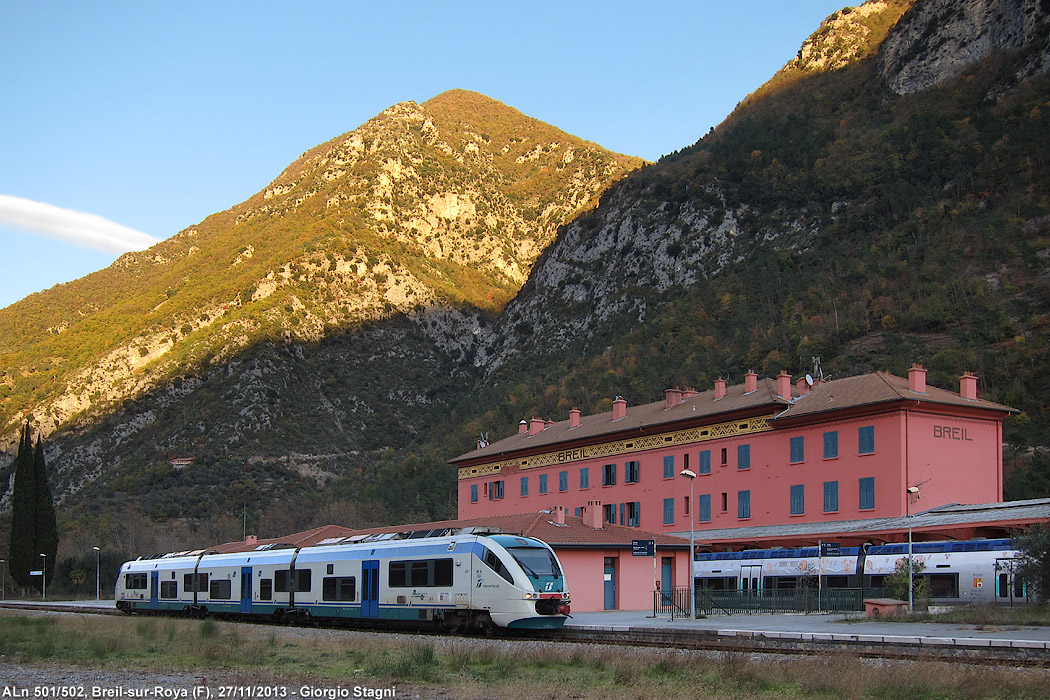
<box><xmin>470</xmin><ymin>484</ymin><xmax>478</xmax><ymax>503</ymax></box>
<box><xmin>559</xmin><ymin>471</ymin><xmax>568</xmax><ymax>492</ymax></box>
<box><xmin>737</xmin><ymin>444</ymin><xmax>750</xmax><ymax>470</ymax></box>
<box><xmin>859</xmin><ymin>477</ymin><xmax>875</xmax><ymax>509</ymax></box>
<box><xmin>520</xmin><ymin>476</ymin><xmax>528</xmax><ymax>497</ymax></box>
<box><xmin>619</xmin><ymin>502</ymin><xmax>625</xmax><ymax>525</ymax></box>
<box><xmin>663</xmin><ymin>498</ymin><xmax>675</xmax><ymax>524</ymax></box>
<box><xmin>859</xmin><ymin>426</ymin><xmax>875</xmax><ymax>454</ymax></box>
<box><xmin>539</xmin><ymin>474</ymin><xmax>547</xmax><ymax>494</ymax></box>
<box><xmin>698</xmin><ymin>450</ymin><xmax>711</xmax><ymax>474</ymax></box>
<box><xmin>738</xmin><ymin>490</ymin><xmax>751</xmax><ymax>519</ymax></box>
<box><xmin>580</xmin><ymin>467</ymin><xmax>589</xmax><ymax>489</ymax></box>
<box><xmin>698</xmin><ymin>494</ymin><xmax>711</xmax><ymax>522</ymax></box>
<box><xmin>790</xmin><ymin>484</ymin><xmax>804</xmax><ymax>515</ymax></box>
<box><xmin>663</xmin><ymin>455</ymin><xmax>674</xmax><ymax>478</ymax></box>
<box><xmin>823</xmin><ymin>431</ymin><xmax>838</xmax><ymax>458</ymax></box>
<box><xmin>790</xmin><ymin>436</ymin><xmax>805</xmax><ymax>463</ymax></box>
<box><xmin>823</xmin><ymin>481</ymin><xmax>838</xmax><ymax>512</ymax></box>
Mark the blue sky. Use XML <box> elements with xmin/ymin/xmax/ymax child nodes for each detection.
<box><xmin>0</xmin><ymin>1</ymin><xmax>849</xmax><ymax>310</ymax></box>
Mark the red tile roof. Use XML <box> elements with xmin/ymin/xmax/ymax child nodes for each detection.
<box><xmin>451</xmin><ymin>371</ymin><xmax>1014</xmax><ymax>465</ymax></box>
<box><xmin>210</xmin><ymin>512</ymin><xmax>689</xmax><ymax>552</ymax></box>
<box><xmin>453</xmin><ymin>378</ymin><xmax>790</xmax><ymax>465</ymax></box>
<box><xmin>774</xmin><ymin>371</ymin><xmax>1015</xmax><ymax>421</ymax></box>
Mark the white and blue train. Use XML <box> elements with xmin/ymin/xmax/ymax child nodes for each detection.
<box><xmin>694</xmin><ymin>538</ymin><xmax>1029</xmax><ymax>604</ymax></box>
<box><xmin>115</xmin><ymin>528</ymin><xmax>571</xmax><ymax>631</ymax></box>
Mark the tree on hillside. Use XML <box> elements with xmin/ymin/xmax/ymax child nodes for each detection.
<box><xmin>6</xmin><ymin>422</ymin><xmax>58</xmax><ymax>591</ymax></box>
<box><xmin>33</xmin><ymin>435</ymin><xmax>59</xmax><ymax>583</ymax></box>
<box><xmin>8</xmin><ymin>423</ymin><xmax>35</xmax><ymax>588</ymax></box>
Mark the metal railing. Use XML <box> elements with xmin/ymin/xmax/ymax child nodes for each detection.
<box><xmin>652</xmin><ymin>586</ymin><xmax>693</xmax><ymax>619</ymax></box>
<box><xmin>654</xmin><ymin>586</ymin><xmax>890</xmax><ymax>618</ymax></box>
<box><xmin>696</xmin><ymin>587</ymin><xmax>888</xmax><ymax>615</ymax></box>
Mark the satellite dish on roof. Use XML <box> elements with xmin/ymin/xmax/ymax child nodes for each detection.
<box><xmin>805</xmin><ymin>374</ymin><xmax>814</xmax><ymax>387</ymax></box>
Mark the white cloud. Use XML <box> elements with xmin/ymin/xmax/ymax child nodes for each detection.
<box><xmin>0</xmin><ymin>194</ymin><xmax>162</xmax><ymax>254</ymax></box>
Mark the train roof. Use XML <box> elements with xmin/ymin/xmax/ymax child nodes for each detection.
<box><xmin>694</xmin><ymin>538</ymin><xmax>1016</xmax><ymax>561</ymax></box>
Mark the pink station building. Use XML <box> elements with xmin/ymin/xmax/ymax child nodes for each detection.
<box><xmin>450</xmin><ymin>366</ymin><xmax>1017</xmax><ymax>611</ymax></box>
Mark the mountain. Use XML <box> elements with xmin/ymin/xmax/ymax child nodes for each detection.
<box><xmin>472</xmin><ymin>0</ymin><xmax>1050</xmax><ymax>488</ymax></box>
<box><xmin>0</xmin><ymin>91</ymin><xmax>642</xmax><ymax>544</ymax></box>
<box><xmin>6</xmin><ymin>0</ymin><xmax>1050</xmax><ymax>554</ymax></box>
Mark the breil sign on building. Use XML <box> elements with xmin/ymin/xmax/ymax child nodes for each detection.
<box><xmin>933</xmin><ymin>425</ymin><xmax>974</xmax><ymax>441</ymax></box>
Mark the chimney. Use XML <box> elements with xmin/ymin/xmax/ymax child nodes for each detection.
<box><xmin>960</xmin><ymin>372</ymin><xmax>978</xmax><ymax>400</ymax></box>
<box><xmin>569</xmin><ymin>407</ymin><xmax>581</xmax><ymax>429</ymax></box>
<box><xmin>552</xmin><ymin>505</ymin><xmax>565</xmax><ymax>525</ymax></box>
<box><xmin>665</xmin><ymin>387</ymin><xmax>682</xmax><ymax>409</ymax></box>
<box><xmin>908</xmin><ymin>364</ymin><xmax>927</xmax><ymax>393</ymax></box>
<box><xmin>777</xmin><ymin>370</ymin><xmax>792</xmax><ymax>400</ymax></box>
<box><xmin>545</xmin><ymin>419</ymin><xmax>554</xmax><ymax>430</ymax></box>
<box><xmin>796</xmin><ymin>377</ymin><xmax>809</xmax><ymax>395</ymax></box>
<box><xmin>529</xmin><ymin>417</ymin><xmax>545</xmax><ymax>436</ymax></box>
<box><xmin>518</xmin><ymin>419</ymin><xmax>528</xmax><ymax>435</ymax></box>
<box><xmin>714</xmin><ymin>378</ymin><xmax>727</xmax><ymax>400</ymax></box>
<box><xmin>612</xmin><ymin>396</ymin><xmax>627</xmax><ymax>421</ymax></box>
<box><xmin>682</xmin><ymin>387</ymin><xmax>698</xmax><ymax>399</ymax></box>
<box><xmin>744</xmin><ymin>370</ymin><xmax>758</xmax><ymax>394</ymax></box>
<box><xmin>583</xmin><ymin>500</ymin><xmax>604</xmax><ymax>529</ymax></box>
<box><xmin>246</xmin><ymin>535</ymin><xmax>258</xmax><ymax>547</ymax></box>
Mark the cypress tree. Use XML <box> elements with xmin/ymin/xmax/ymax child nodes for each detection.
<box><xmin>33</xmin><ymin>435</ymin><xmax>59</xmax><ymax>583</ymax></box>
<box><xmin>8</xmin><ymin>422</ymin><xmax>35</xmax><ymax>588</ymax></box>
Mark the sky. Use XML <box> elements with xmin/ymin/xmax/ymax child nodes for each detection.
<box><xmin>0</xmin><ymin>1</ymin><xmax>850</xmax><ymax>310</ymax></box>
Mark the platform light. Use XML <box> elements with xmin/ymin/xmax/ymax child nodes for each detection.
<box><xmin>680</xmin><ymin>468</ymin><xmax>697</xmax><ymax>620</ymax></box>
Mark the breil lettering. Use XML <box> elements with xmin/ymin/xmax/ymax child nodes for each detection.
<box><xmin>933</xmin><ymin>425</ymin><xmax>973</xmax><ymax>441</ymax></box>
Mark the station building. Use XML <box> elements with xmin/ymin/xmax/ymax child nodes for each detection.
<box><xmin>451</xmin><ymin>366</ymin><xmax>1016</xmax><ymax>535</ymax></box>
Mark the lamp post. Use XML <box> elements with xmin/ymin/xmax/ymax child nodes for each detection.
<box><xmin>680</xmin><ymin>468</ymin><xmax>697</xmax><ymax>619</ymax></box>
<box><xmin>1</xmin><ymin>559</ymin><xmax>5</xmax><ymax>601</ymax></box>
<box><xmin>40</xmin><ymin>553</ymin><xmax>46</xmax><ymax>601</ymax></box>
<box><xmin>92</xmin><ymin>546</ymin><xmax>101</xmax><ymax>602</ymax></box>
<box><xmin>906</xmin><ymin>486</ymin><xmax>919</xmax><ymax>613</ymax></box>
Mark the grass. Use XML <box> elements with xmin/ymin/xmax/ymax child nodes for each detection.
<box><xmin>1</xmin><ymin>610</ymin><xmax>1049</xmax><ymax>699</ymax></box>
<box><xmin>906</xmin><ymin>603</ymin><xmax>1050</xmax><ymax>627</ymax></box>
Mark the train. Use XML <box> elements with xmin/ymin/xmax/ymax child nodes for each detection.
<box><xmin>693</xmin><ymin>538</ymin><xmax>1030</xmax><ymax>604</ymax></box>
<box><xmin>115</xmin><ymin>527</ymin><xmax>571</xmax><ymax>631</ymax></box>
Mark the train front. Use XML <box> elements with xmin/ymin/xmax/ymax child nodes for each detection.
<box><xmin>487</xmin><ymin>535</ymin><xmax>570</xmax><ymax>629</ymax></box>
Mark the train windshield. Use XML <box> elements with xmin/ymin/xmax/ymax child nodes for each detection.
<box><xmin>507</xmin><ymin>546</ymin><xmax>562</xmax><ymax>580</ymax></box>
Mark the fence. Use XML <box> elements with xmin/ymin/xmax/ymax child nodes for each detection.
<box><xmin>655</xmin><ymin>586</ymin><xmax>889</xmax><ymax>617</ymax></box>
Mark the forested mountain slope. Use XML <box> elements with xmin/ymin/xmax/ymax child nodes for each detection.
<box><xmin>467</xmin><ymin>0</ymin><xmax>1050</xmax><ymax>498</ymax></box>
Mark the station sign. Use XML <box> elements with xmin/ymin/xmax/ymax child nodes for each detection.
<box><xmin>632</xmin><ymin>539</ymin><xmax>655</xmax><ymax>557</ymax></box>
<box><xmin>819</xmin><ymin>542</ymin><xmax>841</xmax><ymax>557</ymax></box>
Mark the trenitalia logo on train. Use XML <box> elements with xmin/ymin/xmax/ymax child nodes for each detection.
<box><xmin>114</xmin><ymin>527</ymin><xmax>571</xmax><ymax>632</ymax></box>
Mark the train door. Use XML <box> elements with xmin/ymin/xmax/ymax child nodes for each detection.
<box><xmin>361</xmin><ymin>560</ymin><xmax>379</xmax><ymax>618</ymax></box>
<box><xmin>603</xmin><ymin>557</ymin><xmax>617</xmax><ymax>610</ymax></box>
<box><xmin>149</xmin><ymin>571</ymin><xmax>159</xmax><ymax>609</ymax></box>
<box><xmin>240</xmin><ymin>566</ymin><xmax>253</xmax><ymax>613</ymax></box>
<box><xmin>740</xmin><ymin>565</ymin><xmax>762</xmax><ymax>594</ymax></box>
<box><xmin>995</xmin><ymin>557</ymin><xmax>1027</xmax><ymax>602</ymax></box>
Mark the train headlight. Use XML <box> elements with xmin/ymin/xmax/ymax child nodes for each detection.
<box><xmin>523</xmin><ymin>592</ymin><xmax>536</xmax><ymax>599</ymax></box>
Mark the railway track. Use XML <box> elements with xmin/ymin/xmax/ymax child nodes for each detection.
<box><xmin>3</xmin><ymin>601</ymin><xmax>1048</xmax><ymax>666</ymax></box>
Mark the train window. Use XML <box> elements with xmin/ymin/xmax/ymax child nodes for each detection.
<box><xmin>260</xmin><ymin>579</ymin><xmax>273</xmax><ymax>601</ymax></box>
<box><xmin>183</xmin><ymin>573</ymin><xmax>208</xmax><ymax>592</ymax></box>
<box><xmin>124</xmin><ymin>573</ymin><xmax>148</xmax><ymax>590</ymax></box>
<box><xmin>210</xmin><ymin>579</ymin><xmax>232</xmax><ymax>599</ymax></box>
<box><xmin>322</xmin><ymin>576</ymin><xmax>357</xmax><ymax>601</ymax></box>
<box><xmin>388</xmin><ymin>559</ymin><xmax>454</xmax><ymax>587</ymax></box>
<box><xmin>275</xmin><ymin>569</ymin><xmax>312</xmax><ymax>592</ymax></box>
<box><xmin>925</xmin><ymin>574</ymin><xmax>959</xmax><ymax>598</ymax></box>
<box><xmin>327</xmin><ymin>564</ymin><xmax>334</xmax><ymax>575</ymax></box>
<box><xmin>160</xmin><ymin>581</ymin><xmax>178</xmax><ymax>599</ymax></box>
<box><xmin>481</xmin><ymin>550</ymin><xmax>514</xmax><ymax>584</ymax></box>
<box><xmin>506</xmin><ymin>546</ymin><xmax>562</xmax><ymax>581</ymax></box>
